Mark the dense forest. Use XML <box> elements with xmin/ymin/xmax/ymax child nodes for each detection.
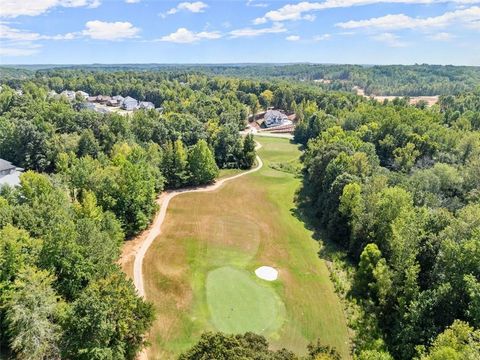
<box><xmin>0</xmin><ymin>72</ymin><xmax>260</xmax><ymax>358</ymax></box>
<box><xmin>295</xmin><ymin>89</ymin><xmax>480</xmax><ymax>359</ymax></box>
<box><xmin>0</xmin><ymin>68</ymin><xmax>479</xmax><ymax>359</ymax></box>
<box><xmin>2</xmin><ymin>63</ymin><xmax>480</xmax><ymax>96</ymax></box>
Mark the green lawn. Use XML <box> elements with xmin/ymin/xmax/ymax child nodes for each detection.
<box><xmin>143</xmin><ymin>136</ymin><xmax>350</xmax><ymax>359</ymax></box>
<box><xmin>206</xmin><ymin>266</ymin><xmax>285</xmax><ymax>335</ymax></box>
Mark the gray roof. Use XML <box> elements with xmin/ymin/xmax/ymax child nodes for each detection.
<box><xmin>123</xmin><ymin>96</ymin><xmax>137</xmax><ymax>103</ymax></box>
<box><xmin>265</xmin><ymin>110</ymin><xmax>288</xmax><ymax>120</ymax></box>
<box><xmin>0</xmin><ymin>158</ymin><xmax>15</xmax><ymax>172</ymax></box>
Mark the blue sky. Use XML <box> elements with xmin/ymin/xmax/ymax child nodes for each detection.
<box><xmin>0</xmin><ymin>0</ymin><xmax>479</xmax><ymax>65</ymax></box>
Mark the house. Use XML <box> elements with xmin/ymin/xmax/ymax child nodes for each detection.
<box><xmin>112</xmin><ymin>95</ymin><xmax>124</xmax><ymax>102</ymax></box>
<box><xmin>0</xmin><ymin>159</ymin><xmax>23</xmax><ymax>187</ymax></box>
<box><xmin>121</xmin><ymin>96</ymin><xmax>138</xmax><ymax>111</ymax></box>
<box><xmin>264</xmin><ymin>110</ymin><xmax>290</xmax><ymax>128</ymax></box>
<box><xmin>138</xmin><ymin>101</ymin><xmax>155</xmax><ymax>110</ymax></box>
<box><xmin>96</xmin><ymin>95</ymin><xmax>111</xmax><ymax>104</ymax></box>
<box><xmin>107</xmin><ymin>99</ymin><xmax>119</xmax><ymax>107</ymax></box>
<box><xmin>76</xmin><ymin>91</ymin><xmax>89</xmax><ymax>100</ymax></box>
<box><xmin>87</xmin><ymin>96</ymin><xmax>97</xmax><ymax>102</ymax></box>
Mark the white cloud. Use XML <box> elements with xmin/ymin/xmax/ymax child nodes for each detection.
<box><xmin>158</xmin><ymin>28</ymin><xmax>221</xmax><ymax>43</ymax></box>
<box><xmin>0</xmin><ymin>23</ymin><xmax>78</xmax><ymax>41</ymax></box>
<box><xmin>0</xmin><ymin>0</ymin><xmax>100</xmax><ymax>18</ymax></box>
<box><xmin>161</xmin><ymin>1</ymin><xmax>208</xmax><ymax>17</ymax></box>
<box><xmin>246</xmin><ymin>0</ymin><xmax>269</xmax><ymax>7</ymax></box>
<box><xmin>286</xmin><ymin>35</ymin><xmax>300</xmax><ymax>41</ymax></box>
<box><xmin>313</xmin><ymin>33</ymin><xmax>331</xmax><ymax>41</ymax></box>
<box><xmin>82</xmin><ymin>20</ymin><xmax>140</xmax><ymax>40</ymax></box>
<box><xmin>253</xmin><ymin>1</ymin><xmax>480</xmax><ymax>24</ymax></box>
<box><xmin>428</xmin><ymin>32</ymin><xmax>454</xmax><ymax>40</ymax></box>
<box><xmin>125</xmin><ymin>0</ymin><xmax>140</xmax><ymax>3</ymax></box>
<box><xmin>336</xmin><ymin>6</ymin><xmax>480</xmax><ymax>30</ymax></box>
<box><xmin>0</xmin><ymin>19</ymin><xmax>140</xmax><ymax>57</ymax></box>
<box><xmin>229</xmin><ymin>23</ymin><xmax>287</xmax><ymax>37</ymax></box>
<box><xmin>372</xmin><ymin>32</ymin><xmax>408</xmax><ymax>47</ymax></box>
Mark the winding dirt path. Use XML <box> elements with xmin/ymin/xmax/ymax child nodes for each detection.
<box><xmin>127</xmin><ymin>142</ymin><xmax>263</xmax><ymax>299</ymax></box>
<box><xmin>128</xmin><ymin>143</ymin><xmax>263</xmax><ymax>359</ymax></box>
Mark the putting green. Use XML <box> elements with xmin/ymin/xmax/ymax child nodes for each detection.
<box><xmin>206</xmin><ymin>266</ymin><xmax>285</xmax><ymax>335</ymax></box>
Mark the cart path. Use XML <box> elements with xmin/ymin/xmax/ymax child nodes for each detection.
<box><xmin>131</xmin><ymin>142</ymin><xmax>262</xmax><ymax>299</ymax></box>
<box><xmin>130</xmin><ymin>143</ymin><xmax>263</xmax><ymax>358</ymax></box>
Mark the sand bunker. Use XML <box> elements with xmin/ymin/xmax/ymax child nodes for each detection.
<box><xmin>255</xmin><ymin>266</ymin><xmax>278</xmax><ymax>281</ymax></box>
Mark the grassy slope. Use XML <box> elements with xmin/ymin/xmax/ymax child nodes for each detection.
<box><xmin>142</xmin><ymin>137</ymin><xmax>350</xmax><ymax>359</ymax></box>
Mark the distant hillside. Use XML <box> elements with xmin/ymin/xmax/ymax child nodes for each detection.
<box><xmin>1</xmin><ymin>63</ymin><xmax>480</xmax><ymax>96</ymax></box>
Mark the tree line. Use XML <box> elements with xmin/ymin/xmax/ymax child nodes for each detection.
<box><xmin>3</xmin><ymin>63</ymin><xmax>479</xmax><ymax>96</ymax></box>
<box><xmin>295</xmin><ymin>89</ymin><xmax>480</xmax><ymax>359</ymax></box>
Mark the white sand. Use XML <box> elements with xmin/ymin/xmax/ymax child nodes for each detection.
<box><xmin>255</xmin><ymin>266</ymin><xmax>278</xmax><ymax>281</ymax></box>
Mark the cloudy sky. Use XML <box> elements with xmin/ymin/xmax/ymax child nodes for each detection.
<box><xmin>0</xmin><ymin>0</ymin><xmax>479</xmax><ymax>65</ymax></box>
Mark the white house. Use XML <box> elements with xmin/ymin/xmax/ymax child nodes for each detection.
<box><xmin>0</xmin><ymin>159</ymin><xmax>23</xmax><ymax>188</ymax></box>
<box><xmin>264</xmin><ymin>110</ymin><xmax>291</xmax><ymax>128</ymax></box>
<box><xmin>122</xmin><ymin>96</ymin><xmax>138</xmax><ymax>111</ymax></box>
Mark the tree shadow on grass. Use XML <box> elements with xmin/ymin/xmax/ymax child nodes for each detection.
<box><xmin>289</xmin><ymin>179</ymin><xmax>352</xmax><ymax>266</ymax></box>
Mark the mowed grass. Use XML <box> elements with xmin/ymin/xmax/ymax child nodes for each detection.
<box><xmin>207</xmin><ymin>266</ymin><xmax>285</xmax><ymax>335</ymax></box>
<box><xmin>142</xmin><ymin>136</ymin><xmax>350</xmax><ymax>359</ymax></box>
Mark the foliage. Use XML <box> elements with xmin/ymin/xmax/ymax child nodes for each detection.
<box><xmin>179</xmin><ymin>332</ymin><xmax>342</xmax><ymax>360</ymax></box>
<box><xmin>297</xmin><ymin>91</ymin><xmax>480</xmax><ymax>359</ymax></box>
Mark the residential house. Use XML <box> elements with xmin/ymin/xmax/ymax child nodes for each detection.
<box><xmin>96</xmin><ymin>95</ymin><xmax>111</xmax><ymax>104</ymax></box>
<box><xmin>264</xmin><ymin>110</ymin><xmax>290</xmax><ymax>128</ymax></box>
<box><xmin>112</xmin><ymin>95</ymin><xmax>124</xmax><ymax>102</ymax></box>
<box><xmin>0</xmin><ymin>159</ymin><xmax>23</xmax><ymax>187</ymax></box>
<box><xmin>121</xmin><ymin>96</ymin><xmax>138</xmax><ymax>111</ymax></box>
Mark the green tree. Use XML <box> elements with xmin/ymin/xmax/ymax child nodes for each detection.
<box><xmin>188</xmin><ymin>139</ymin><xmax>219</xmax><ymax>186</ymax></box>
<box><xmin>163</xmin><ymin>139</ymin><xmax>188</xmax><ymax>188</ymax></box>
<box><xmin>419</xmin><ymin>320</ymin><xmax>480</xmax><ymax>360</ymax></box>
<box><xmin>63</xmin><ymin>272</ymin><xmax>154</xmax><ymax>360</ymax></box>
<box><xmin>4</xmin><ymin>266</ymin><xmax>62</xmax><ymax>360</ymax></box>
<box><xmin>179</xmin><ymin>332</ymin><xmax>297</xmax><ymax>360</ymax></box>
<box><xmin>259</xmin><ymin>89</ymin><xmax>274</xmax><ymax>110</ymax></box>
<box><xmin>393</xmin><ymin>142</ymin><xmax>420</xmax><ymax>172</ymax></box>
<box><xmin>241</xmin><ymin>134</ymin><xmax>256</xmax><ymax>169</ymax></box>
<box><xmin>77</xmin><ymin>129</ymin><xmax>100</xmax><ymax>158</ymax></box>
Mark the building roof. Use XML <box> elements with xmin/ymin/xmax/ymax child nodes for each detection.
<box><xmin>123</xmin><ymin>96</ymin><xmax>137</xmax><ymax>103</ymax></box>
<box><xmin>138</xmin><ymin>101</ymin><xmax>154</xmax><ymax>109</ymax></box>
<box><xmin>0</xmin><ymin>158</ymin><xmax>16</xmax><ymax>172</ymax></box>
<box><xmin>265</xmin><ymin>110</ymin><xmax>288</xmax><ymax>120</ymax></box>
